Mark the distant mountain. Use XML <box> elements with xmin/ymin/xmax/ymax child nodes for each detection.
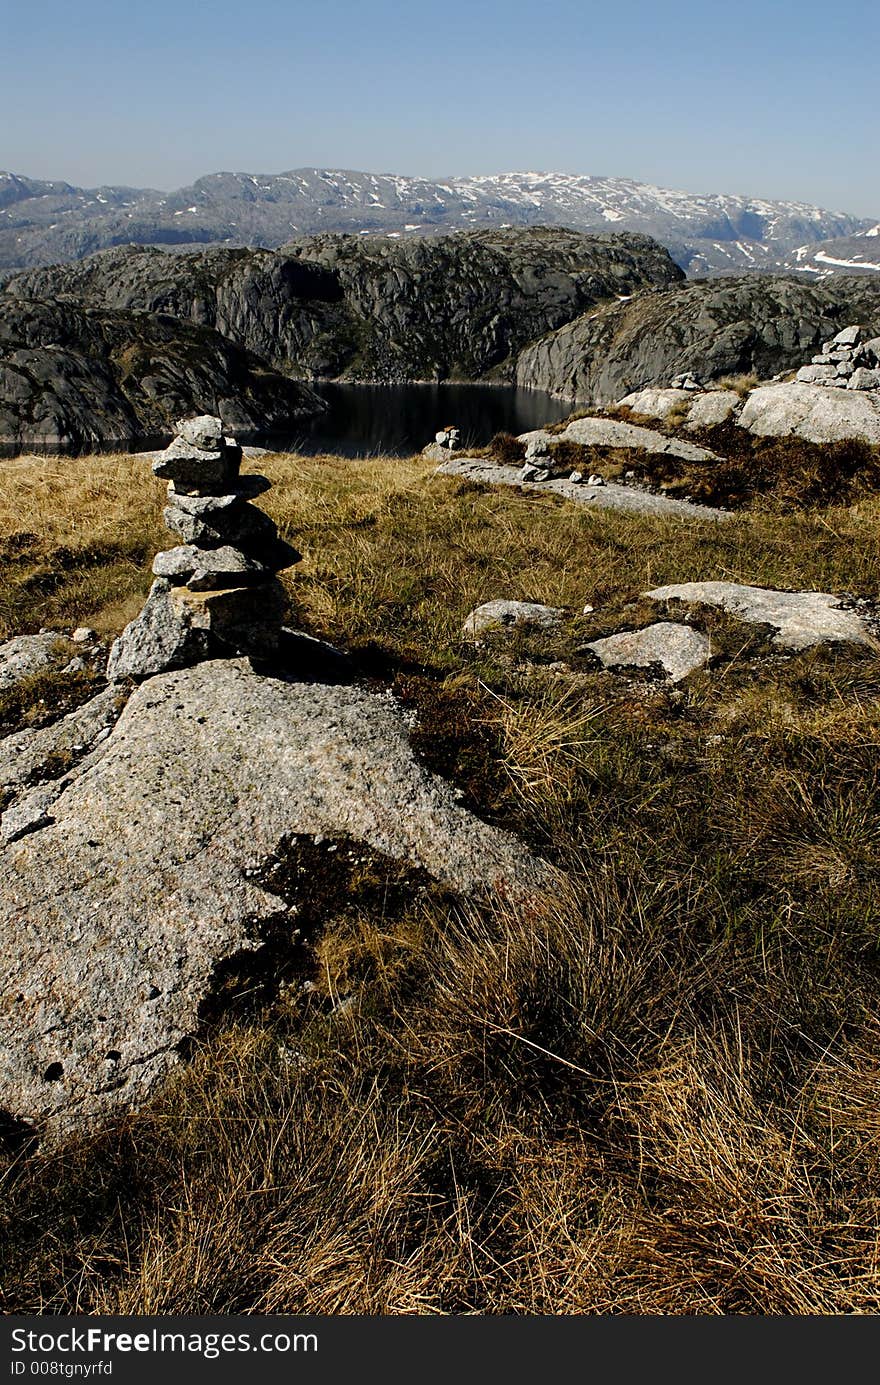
<box><xmin>0</xmin><ymin>167</ymin><xmax>874</xmax><ymax>277</ymax></box>
<box><xmin>788</xmin><ymin>224</ymin><xmax>880</xmax><ymax>278</ymax></box>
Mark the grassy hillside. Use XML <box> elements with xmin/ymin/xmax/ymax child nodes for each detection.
<box><xmin>1</xmin><ymin>449</ymin><xmax>879</xmax><ymax>1313</ymax></box>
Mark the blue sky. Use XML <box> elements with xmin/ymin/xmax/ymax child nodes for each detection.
<box><xmin>5</xmin><ymin>0</ymin><xmax>878</xmax><ymax>216</ymax></box>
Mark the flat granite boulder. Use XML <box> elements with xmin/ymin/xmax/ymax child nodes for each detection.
<box><xmin>583</xmin><ymin>622</ymin><xmax>711</xmax><ymax>682</ymax></box>
<box><xmin>645</xmin><ymin>581</ymin><xmax>875</xmax><ymax>650</ymax></box>
<box><xmin>0</xmin><ymin>659</ymin><xmax>555</xmax><ymax>1142</ymax></box>
<box><xmin>557</xmin><ymin>416</ymin><xmax>717</xmax><ymax>463</ymax></box>
<box><xmin>738</xmin><ymin>383</ymin><xmax>880</xmax><ymax>444</ymax></box>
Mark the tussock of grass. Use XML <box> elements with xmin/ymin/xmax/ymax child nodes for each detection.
<box><xmin>1</xmin><ymin>447</ymin><xmax>880</xmax><ymax>1314</ymax></box>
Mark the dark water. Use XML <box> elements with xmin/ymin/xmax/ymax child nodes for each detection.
<box><xmin>0</xmin><ymin>383</ymin><xmax>572</xmax><ymax>459</ymax></box>
<box><xmin>266</xmin><ymin>383</ymin><xmax>573</xmax><ymax>457</ymax></box>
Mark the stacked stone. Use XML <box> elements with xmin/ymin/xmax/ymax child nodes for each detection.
<box><xmin>796</xmin><ymin>326</ymin><xmax>880</xmax><ymax>391</ymax></box>
<box><xmin>107</xmin><ymin>415</ymin><xmax>298</xmax><ymax>681</ymax></box>
<box><xmin>669</xmin><ymin>370</ymin><xmax>703</xmax><ymax>391</ymax></box>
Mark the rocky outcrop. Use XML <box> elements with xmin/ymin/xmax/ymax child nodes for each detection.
<box><xmin>516</xmin><ymin>276</ymin><xmax>880</xmax><ymax>404</ymax></box>
<box><xmin>6</xmin><ymin>229</ymin><xmax>684</xmax><ymax>385</ymax></box>
<box><xmin>737</xmin><ymin>383</ymin><xmax>880</xmax><ymax>444</ymax></box>
<box><xmin>0</xmin><ymin>297</ymin><xmax>326</xmax><ymax>446</ymax></box>
<box><xmin>0</xmin><ymin>659</ymin><xmax>554</xmax><ymax>1142</ymax></box>
<box><xmin>436</xmin><ymin>455</ymin><xmax>733</xmax><ymax>522</ymax></box>
<box><xmin>794</xmin><ymin>325</ymin><xmax>880</xmax><ymax>390</ymax></box>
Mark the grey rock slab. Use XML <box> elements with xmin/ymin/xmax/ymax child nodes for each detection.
<box><xmin>463</xmin><ymin>600</ymin><xmax>566</xmax><ymax>640</ymax></box>
<box><xmin>560</xmin><ymin>415</ymin><xmax>718</xmax><ymax>462</ymax></box>
<box><xmin>163</xmin><ymin>500</ymin><xmax>278</xmax><ymax>551</ymax></box>
<box><xmin>645</xmin><ymin>581</ymin><xmax>875</xmax><ymax>650</ymax></box>
<box><xmin>738</xmin><ymin>382</ymin><xmax>880</xmax><ymax>444</ymax></box>
<box><xmin>0</xmin><ymin>632</ymin><xmax>68</xmax><ymax>691</ymax></box>
<box><xmin>1</xmin><ymin>785</ymin><xmax>59</xmax><ymax>843</ymax></box>
<box><xmin>151</xmin><ymin>440</ymin><xmax>242</xmax><ymax>493</ymax></box>
<box><xmin>685</xmin><ymin>390</ymin><xmax>741</xmax><ymax>428</ymax></box>
<box><xmin>0</xmin><ymin>686</ymin><xmax>125</xmax><ymax>795</ymax></box>
<box><xmin>166</xmin><ymin>474</ymin><xmax>271</xmax><ymax>514</ymax></box>
<box><xmin>583</xmin><ymin>622</ymin><xmax>711</xmax><ymax>682</ymax></box>
<box><xmin>436</xmin><ymin>456</ymin><xmax>733</xmax><ymax>522</ymax></box>
<box><xmin>832</xmin><ymin>326</ymin><xmax>862</xmax><ymax>346</ymax></box>
<box><xmin>152</xmin><ymin>544</ymin><xmax>267</xmax><ymax>589</ymax></box>
<box><xmin>0</xmin><ymin>659</ymin><xmax>556</xmax><ymax>1140</ymax></box>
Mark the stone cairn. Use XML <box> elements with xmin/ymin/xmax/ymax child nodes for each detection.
<box><xmin>796</xmin><ymin>325</ymin><xmax>880</xmax><ymax>391</ymax></box>
<box><xmin>107</xmin><ymin>415</ymin><xmax>298</xmax><ymax>681</ymax></box>
<box><xmin>669</xmin><ymin>370</ymin><xmax>703</xmax><ymax>392</ymax></box>
<box><xmin>520</xmin><ymin>435</ymin><xmax>603</xmax><ymax>488</ymax></box>
<box><xmin>422</xmin><ymin>425</ymin><xmax>461</xmax><ymax>462</ymax></box>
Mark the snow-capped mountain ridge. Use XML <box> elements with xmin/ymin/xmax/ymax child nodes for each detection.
<box><xmin>0</xmin><ymin>166</ymin><xmax>874</xmax><ymax>277</ymax></box>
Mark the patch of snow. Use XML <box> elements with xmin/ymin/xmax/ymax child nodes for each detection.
<box><xmin>814</xmin><ymin>251</ymin><xmax>880</xmax><ymax>271</ymax></box>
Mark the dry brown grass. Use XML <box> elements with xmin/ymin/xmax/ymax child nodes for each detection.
<box><xmin>1</xmin><ymin>446</ymin><xmax>880</xmax><ymax>1314</ymax></box>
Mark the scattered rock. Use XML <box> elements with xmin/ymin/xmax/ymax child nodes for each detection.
<box><xmin>71</xmin><ymin>627</ymin><xmax>98</xmax><ymax>645</ymax></box>
<box><xmin>0</xmin><ymin>658</ymin><xmax>555</xmax><ymax>1140</ymax></box>
<box><xmin>436</xmin><ymin>456</ymin><xmax>733</xmax><ymax>522</ymax></box>
<box><xmin>463</xmin><ymin>600</ymin><xmax>566</xmax><ymax>640</ymax></box>
<box><xmin>583</xmin><ymin>622</ymin><xmax>711</xmax><ymax>682</ymax></box>
<box><xmin>0</xmin><ymin>632</ymin><xmax>67</xmax><ymax>691</ymax></box>
<box><xmin>645</xmin><ymin>581</ymin><xmax>875</xmax><ymax>650</ymax></box>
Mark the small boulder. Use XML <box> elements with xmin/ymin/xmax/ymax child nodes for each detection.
<box><xmin>583</xmin><ymin>622</ymin><xmax>711</xmax><ymax>682</ymax></box>
<box><xmin>462</xmin><ymin>600</ymin><xmax>566</xmax><ymax>641</ymax></box>
<box><xmin>847</xmin><ymin>367</ymin><xmax>880</xmax><ymax>391</ymax></box>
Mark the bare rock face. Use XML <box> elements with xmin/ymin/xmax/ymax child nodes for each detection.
<box><xmin>0</xmin><ymin>660</ymin><xmax>555</xmax><ymax>1143</ymax></box>
<box><xmin>515</xmin><ymin>276</ymin><xmax>880</xmax><ymax>404</ymax></box>
<box><xmin>0</xmin><ymin>297</ymin><xmax>326</xmax><ymax>447</ymax></box>
<box><xmin>737</xmin><ymin>383</ymin><xmax>880</xmax><ymax>444</ymax></box>
<box><xmin>645</xmin><ymin>582</ymin><xmax>875</xmax><ymax>650</ymax></box>
<box><xmin>583</xmin><ymin>622</ymin><xmax>711</xmax><ymax>682</ymax></box>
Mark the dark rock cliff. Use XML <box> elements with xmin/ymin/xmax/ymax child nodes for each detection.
<box><xmin>515</xmin><ymin>275</ymin><xmax>880</xmax><ymax>402</ymax></box>
<box><xmin>0</xmin><ymin>297</ymin><xmax>325</xmax><ymax>446</ymax></box>
<box><xmin>7</xmin><ymin>228</ymin><xmax>685</xmax><ymax>384</ymax></box>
